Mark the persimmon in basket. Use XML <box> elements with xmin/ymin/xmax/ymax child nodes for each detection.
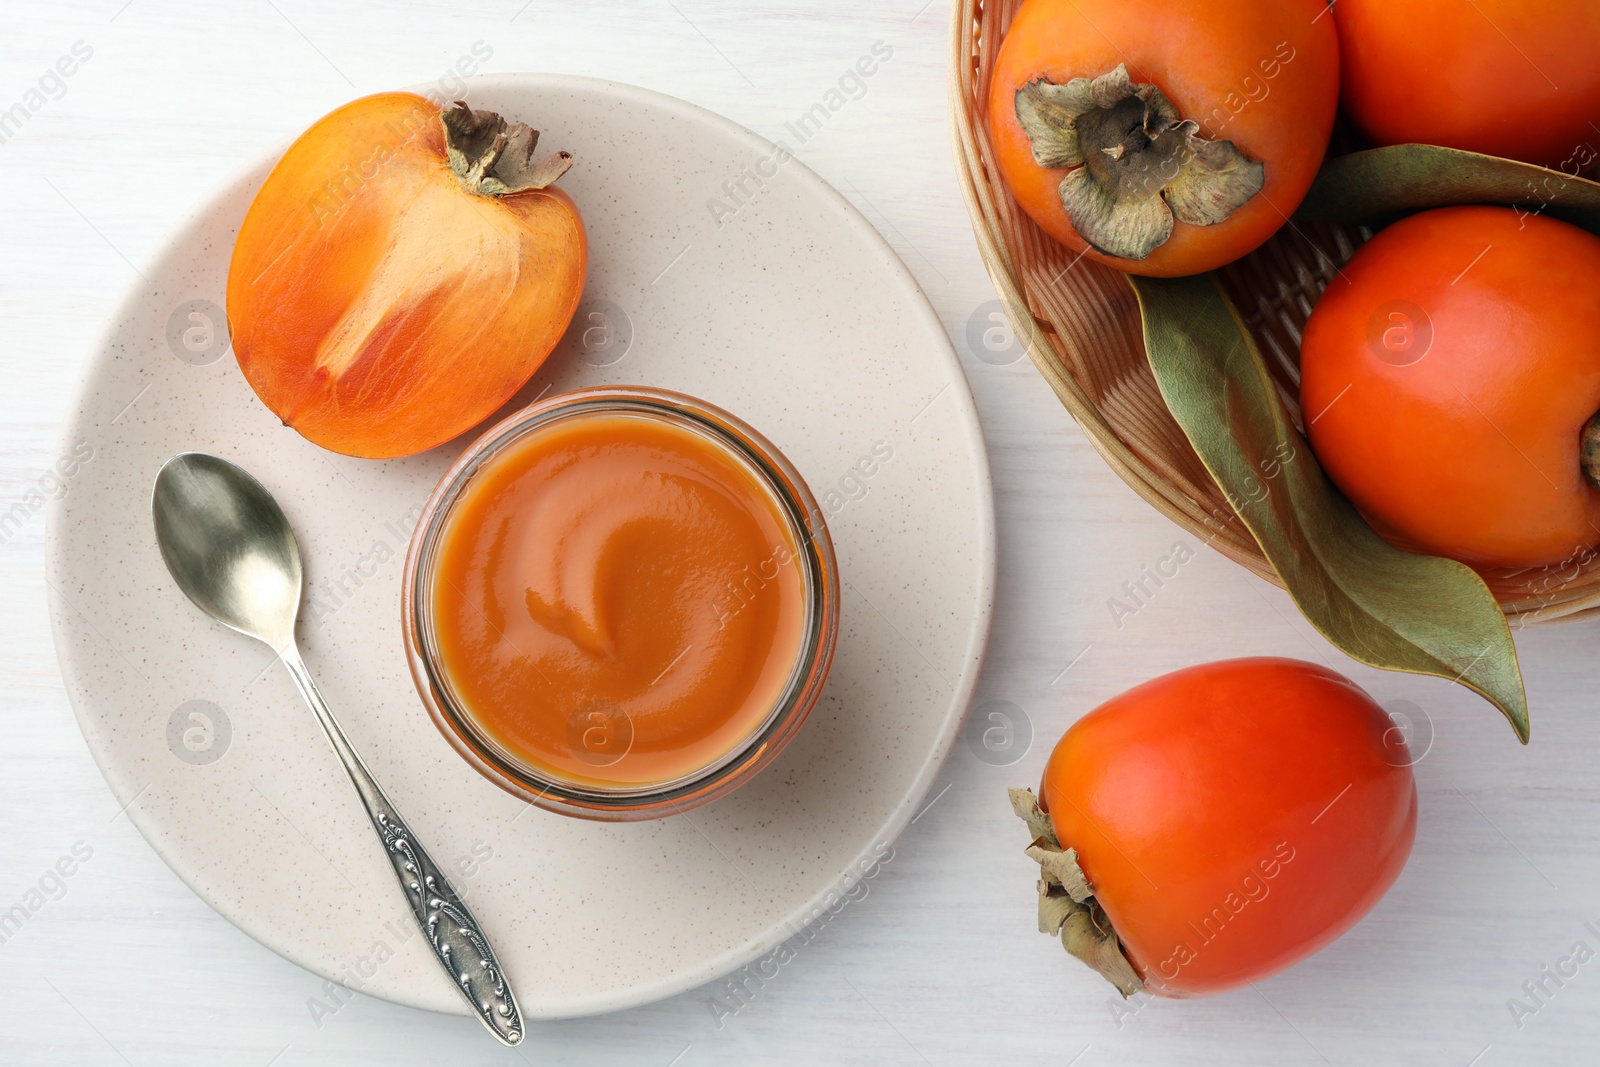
<box><xmin>227</xmin><ymin>92</ymin><xmax>587</xmax><ymax>459</ymax></box>
<box><xmin>984</xmin><ymin>0</ymin><xmax>1339</xmax><ymax>277</ymax></box>
<box><xmin>1333</xmin><ymin>0</ymin><xmax>1600</xmax><ymax>170</ymax></box>
<box><xmin>1300</xmin><ymin>206</ymin><xmax>1600</xmax><ymax>570</ymax></box>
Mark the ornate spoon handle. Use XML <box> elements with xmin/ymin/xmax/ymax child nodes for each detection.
<box><xmin>280</xmin><ymin>643</ymin><xmax>524</xmax><ymax>1045</ymax></box>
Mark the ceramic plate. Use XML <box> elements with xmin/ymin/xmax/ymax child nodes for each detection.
<box><xmin>46</xmin><ymin>74</ymin><xmax>994</xmax><ymax>1018</ymax></box>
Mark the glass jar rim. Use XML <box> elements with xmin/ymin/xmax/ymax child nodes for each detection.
<box><xmin>401</xmin><ymin>385</ymin><xmax>839</xmax><ymax>820</ymax></box>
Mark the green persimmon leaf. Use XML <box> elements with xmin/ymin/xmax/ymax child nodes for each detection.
<box><xmin>1130</xmin><ymin>274</ymin><xmax>1529</xmax><ymax>742</ymax></box>
<box><xmin>1295</xmin><ymin>143</ymin><xmax>1600</xmax><ymax>235</ymax></box>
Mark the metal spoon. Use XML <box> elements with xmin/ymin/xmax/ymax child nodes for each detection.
<box><xmin>151</xmin><ymin>452</ymin><xmax>524</xmax><ymax>1046</ymax></box>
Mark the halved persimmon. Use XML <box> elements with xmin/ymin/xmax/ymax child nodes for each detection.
<box><xmin>227</xmin><ymin>92</ymin><xmax>587</xmax><ymax>459</ymax></box>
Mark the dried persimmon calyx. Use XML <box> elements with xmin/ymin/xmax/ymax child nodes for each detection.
<box><xmin>1014</xmin><ymin>64</ymin><xmax>1264</xmax><ymax>260</ymax></box>
<box><xmin>442</xmin><ymin>100</ymin><xmax>574</xmax><ymax>196</ymax></box>
<box><xmin>1009</xmin><ymin>787</ymin><xmax>1144</xmax><ymax>997</ymax></box>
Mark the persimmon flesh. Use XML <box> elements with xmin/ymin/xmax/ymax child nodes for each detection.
<box><xmin>227</xmin><ymin>92</ymin><xmax>587</xmax><ymax>459</ymax></box>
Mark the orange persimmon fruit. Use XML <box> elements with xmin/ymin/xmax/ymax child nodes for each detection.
<box><xmin>984</xmin><ymin>0</ymin><xmax>1339</xmax><ymax>277</ymax></box>
<box><xmin>227</xmin><ymin>92</ymin><xmax>587</xmax><ymax>459</ymax></box>
<box><xmin>1018</xmin><ymin>658</ymin><xmax>1416</xmax><ymax>997</ymax></box>
<box><xmin>1334</xmin><ymin>0</ymin><xmax>1600</xmax><ymax>170</ymax></box>
<box><xmin>1300</xmin><ymin>206</ymin><xmax>1600</xmax><ymax>570</ymax></box>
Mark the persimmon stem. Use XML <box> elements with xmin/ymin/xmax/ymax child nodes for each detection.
<box><xmin>1582</xmin><ymin>411</ymin><xmax>1600</xmax><ymax>491</ymax></box>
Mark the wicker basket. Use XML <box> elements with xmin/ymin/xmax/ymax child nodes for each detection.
<box><xmin>948</xmin><ymin>0</ymin><xmax>1600</xmax><ymax>626</ymax></box>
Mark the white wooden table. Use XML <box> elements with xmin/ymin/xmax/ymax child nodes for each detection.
<box><xmin>4</xmin><ymin>2</ymin><xmax>1598</xmax><ymax>1064</ymax></box>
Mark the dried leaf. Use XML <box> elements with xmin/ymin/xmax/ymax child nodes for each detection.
<box><xmin>1062</xmin><ymin>905</ymin><xmax>1144</xmax><ymax>997</ymax></box>
<box><xmin>1008</xmin><ymin>787</ymin><xmax>1057</xmax><ymax>845</ymax></box>
<box><xmin>1039</xmin><ymin>892</ymin><xmax>1080</xmax><ymax>936</ymax></box>
<box><xmin>1129</xmin><ymin>274</ymin><xmax>1529</xmax><ymax>742</ymax></box>
<box><xmin>1014</xmin><ymin>79</ymin><xmax>1089</xmax><ymax>168</ymax></box>
<box><xmin>1060</xmin><ymin>166</ymin><xmax>1173</xmax><ymax>260</ymax></box>
<box><xmin>1163</xmin><ymin>133</ymin><xmax>1266</xmax><ymax>227</ymax></box>
<box><xmin>1026</xmin><ymin>843</ymin><xmax>1095</xmax><ymax>903</ymax></box>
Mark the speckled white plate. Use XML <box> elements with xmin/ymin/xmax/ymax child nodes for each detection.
<box><xmin>45</xmin><ymin>74</ymin><xmax>993</xmax><ymax>1019</ymax></box>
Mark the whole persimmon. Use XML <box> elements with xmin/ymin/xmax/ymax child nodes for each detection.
<box><xmin>228</xmin><ymin>93</ymin><xmax>586</xmax><ymax>459</ymax></box>
<box><xmin>1334</xmin><ymin>0</ymin><xmax>1600</xmax><ymax>170</ymax></box>
<box><xmin>1300</xmin><ymin>206</ymin><xmax>1600</xmax><ymax>569</ymax></box>
<box><xmin>985</xmin><ymin>0</ymin><xmax>1339</xmax><ymax>277</ymax></box>
<box><xmin>1015</xmin><ymin>658</ymin><xmax>1415</xmax><ymax>997</ymax></box>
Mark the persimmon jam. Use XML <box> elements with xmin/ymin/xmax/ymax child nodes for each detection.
<box><xmin>427</xmin><ymin>407</ymin><xmax>809</xmax><ymax>792</ymax></box>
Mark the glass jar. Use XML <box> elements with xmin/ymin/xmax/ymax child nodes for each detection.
<box><xmin>402</xmin><ymin>386</ymin><xmax>838</xmax><ymax>821</ymax></box>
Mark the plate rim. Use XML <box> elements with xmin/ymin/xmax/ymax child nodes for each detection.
<box><xmin>45</xmin><ymin>71</ymin><xmax>997</xmax><ymax>1018</ymax></box>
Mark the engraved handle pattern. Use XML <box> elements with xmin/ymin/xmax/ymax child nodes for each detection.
<box><xmin>373</xmin><ymin>808</ymin><xmax>522</xmax><ymax>1045</ymax></box>
<box><xmin>280</xmin><ymin>645</ymin><xmax>523</xmax><ymax>1045</ymax></box>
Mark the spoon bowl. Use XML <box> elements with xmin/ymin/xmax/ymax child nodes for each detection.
<box><xmin>152</xmin><ymin>452</ymin><xmax>302</xmax><ymax>650</ymax></box>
